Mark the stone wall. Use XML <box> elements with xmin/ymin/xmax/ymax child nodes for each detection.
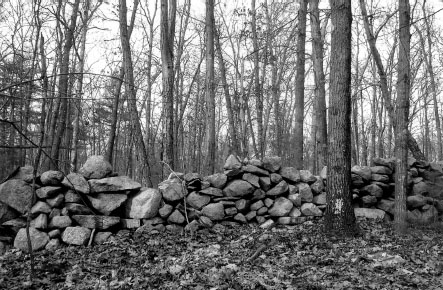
<box><xmin>1</xmin><ymin>154</ymin><xmax>442</xmax><ymax>253</ymax></box>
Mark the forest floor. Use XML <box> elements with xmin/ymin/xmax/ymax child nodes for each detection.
<box><xmin>1</xmin><ymin>219</ymin><xmax>443</xmax><ymax>290</ymax></box>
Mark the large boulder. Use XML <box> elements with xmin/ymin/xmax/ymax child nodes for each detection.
<box><xmin>0</xmin><ymin>179</ymin><xmax>32</xmax><ymax>214</ymax></box>
<box><xmin>89</xmin><ymin>176</ymin><xmax>141</xmax><ymax>193</ymax></box>
<box><xmin>262</xmin><ymin>156</ymin><xmax>282</xmax><ymax>173</ymax></box>
<box><xmin>79</xmin><ymin>155</ymin><xmax>112</xmax><ymax>179</ymax></box>
<box><xmin>223</xmin><ymin>180</ymin><xmax>255</xmax><ymax>197</ymax></box>
<box><xmin>186</xmin><ymin>191</ymin><xmax>211</xmax><ymax>210</ymax></box>
<box><xmin>40</xmin><ymin>171</ymin><xmax>64</xmax><ymax>186</ymax></box>
<box><xmin>125</xmin><ymin>188</ymin><xmax>162</xmax><ymax>219</ymax></box>
<box><xmin>62</xmin><ymin>173</ymin><xmax>90</xmax><ymax>194</ymax></box>
<box><xmin>62</xmin><ymin>226</ymin><xmax>91</xmax><ymax>245</ymax></box>
<box><xmin>266</xmin><ymin>180</ymin><xmax>289</xmax><ymax>196</ymax></box>
<box><xmin>87</xmin><ymin>193</ymin><xmax>127</xmax><ymax>215</ymax></box>
<box><xmin>202</xmin><ymin>203</ymin><xmax>225</xmax><ymax>221</ymax></box>
<box><xmin>14</xmin><ymin>227</ymin><xmax>49</xmax><ymax>252</ymax></box>
<box><xmin>204</xmin><ymin>173</ymin><xmax>228</xmax><ymax>189</ymax></box>
<box><xmin>158</xmin><ymin>179</ymin><xmax>185</xmax><ymax>202</ymax></box>
<box><xmin>268</xmin><ymin>197</ymin><xmax>293</xmax><ymax>217</ymax></box>
<box><xmin>354</xmin><ymin>208</ymin><xmax>385</xmax><ymax>219</ymax></box>
<box><xmin>72</xmin><ymin>215</ymin><xmax>120</xmax><ymax>229</ymax></box>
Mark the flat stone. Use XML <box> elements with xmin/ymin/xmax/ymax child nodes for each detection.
<box><xmin>121</xmin><ymin>218</ymin><xmax>141</xmax><ymax>229</ymax></box>
<box><xmin>36</xmin><ymin>186</ymin><xmax>63</xmax><ymax>199</ymax></box>
<box><xmin>199</xmin><ymin>187</ymin><xmax>223</xmax><ymax>197</ymax></box>
<box><xmin>0</xmin><ymin>179</ymin><xmax>32</xmax><ymax>214</ymax></box>
<box><xmin>125</xmin><ymin>188</ymin><xmax>162</xmax><ymax>219</ymax></box>
<box><xmin>204</xmin><ymin>173</ymin><xmax>228</xmax><ymax>189</ymax></box>
<box><xmin>268</xmin><ymin>197</ymin><xmax>293</xmax><ymax>217</ymax></box>
<box><xmin>373</xmin><ymin>157</ymin><xmax>395</xmax><ymax>171</ymax></box>
<box><xmin>158</xmin><ymin>179</ymin><xmax>185</xmax><ymax>202</ymax></box>
<box><xmin>62</xmin><ymin>226</ymin><xmax>91</xmax><ymax>245</ymax></box>
<box><xmin>187</xmin><ymin>191</ymin><xmax>211</xmax><ymax>210</ymax></box>
<box><xmin>14</xmin><ymin>227</ymin><xmax>49</xmax><ymax>252</ymax></box>
<box><xmin>65</xmin><ymin>203</ymin><xmax>93</xmax><ymax>215</ymax></box>
<box><xmin>223</xmin><ymin>180</ymin><xmax>255</xmax><ymax>197</ymax></box>
<box><xmin>266</xmin><ymin>180</ymin><xmax>289</xmax><ymax>196</ymax></box>
<box><xmin>250</xmin><ymin>200</ymin><xmax>264</xmax><ymax>211</ymax></box>
<box><xmin>371</xmin><ymin>166</ymin><xmax>393</xmax><ymax>175</ymax></box>
<box><xmin>354</xmin><ymin>208</ymin><xmax>385</xmax><ymax>219</ymax></box>
<box><xmin>61</xmin><ymin>173</ymin><xmax>90</xmax><ymax>194</ymax></box>
<box><xmin>78</xmin><ymin>155</ymin><xmax>112</xmax><ymax>179</ymax></box>
<box><xmin>72</xmin><ymin>215</ymin><xmax>120</xmax><ymax>229</ymax></box>
<box><xmin>87</xmin><ymin>193</ymin><xmax>127</xmax><ymax>215</ymax></box>
<box><xmin>242</xmin><ymin>164</ymin><xmax>269</xmax><ymax>176</ymax></box>
<box><xmin>279</xmin><ymin>167</ymin><xmax>300</xmax><ymax>183</ymax></box>
<box><xmin>49</xmin><ymin>216</ymin><xmax>72</xmax><ymax>228</ymax></box>
<box><xmin>40</xmin><ymin>170</ymin><xmax>64</xmax><ymax>186</ymax></box>
<box><xmin>89</xmin><ymin>176</ymin><xmax>141</xmax><ymax>193</ymax></box>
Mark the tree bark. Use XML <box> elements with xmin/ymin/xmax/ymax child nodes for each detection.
<box><xmin>394</xmin><ymin>0</ymin><xmax>410</xmax><ymax>233</ymax></box>
<box><xmin>325</xmin><ymin>0</ymin><xmax>357</xmax><ymax>236</ymax></box>
<box><xmin>293</xmin><ymin>0</ymin><xmax>307</xmax><ymax>169</ymax></box>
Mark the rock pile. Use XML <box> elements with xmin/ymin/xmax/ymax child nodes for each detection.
<box><xmin>1</xmin><ymin>154</ymin><xmax>442</xmax><ymax>254</ymax></box>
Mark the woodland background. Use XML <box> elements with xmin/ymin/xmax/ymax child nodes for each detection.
<box><xmin>0</xmin><ymin>0</ymin><xmax>442</xmax><ymax>187</ymax></box>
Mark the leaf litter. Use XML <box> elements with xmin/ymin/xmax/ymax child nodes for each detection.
<box><xmin>1</xmin><ymin>219</ymin><xmax>443</xmax><ymax>289</ymax></box>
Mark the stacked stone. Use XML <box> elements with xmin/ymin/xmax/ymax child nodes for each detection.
<box><xmin>352</xmin><ymin>157</ymin><xmax>443</xmax><ymax>223</ymax></box>
<box><xmin>154</xmin><ymin>155</ymin><xmax>327</xmax><ymax>232</ymax></box>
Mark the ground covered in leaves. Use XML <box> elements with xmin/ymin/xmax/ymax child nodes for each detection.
<box><xmin>1</xmin><ymin>219</ymin><xmax>443</xmax><ymax>289</ymax></box>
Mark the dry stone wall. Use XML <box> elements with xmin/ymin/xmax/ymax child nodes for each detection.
<box><xmin>1</xmin><ymin>154</ymin><xmax>443</xmax><ymax>253</ymax></box>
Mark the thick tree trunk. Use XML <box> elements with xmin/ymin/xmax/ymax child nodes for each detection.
<box><xmin>293</xmin><ymin>0</ymin><xmax>307</xmax><ymax>169</ymax></box>
<box><xmin>394</xmin><ymin>0</ymin><xmax>410</xmax><ymax>233</ymax></box>
<box><xmin>325</xmin><ymin>0</ymin><xmax>357</xmax><ymax>236</ymax></box>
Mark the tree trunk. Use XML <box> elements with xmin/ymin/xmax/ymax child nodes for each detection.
<box><xmin>293</xmin><ymin>0</ymin><xmax>307</xmax><ymax>168</ymax></box>
<box><xmin>204</xmin><ymin>0</ymin><xmax>216</xmax><ymax>175</ymax></box>
<box><xmin>325</xmin><ymin>0</ymin><xmax>357</xmax><ymax>236</ymax></box>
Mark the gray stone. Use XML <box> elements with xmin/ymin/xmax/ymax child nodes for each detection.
<box><xmin>289</xmin><ymin>184</ymin><xmax>298</xmax><ymax>195</ymax></box>
<box><xmin>158</xmin><ymin>179</ymin><xmax>185</xmax><ymax>202</ymax></box>
<box><xmin>89</xmin><ymin>176</ymin><xmax>141</xmax><ymax>193</ymax></box>
<box><xmin>158</xmin><ymin>203</ymin><xmax>174</xmax><ymax>218</ymax></box>
<box><xmin>121</xmin><ymin>218</ymin><xmax>140</xmax><ymax>229</ymax></box>
<box><xmin>320</xmin><ymin>166</ymin><xmax>327</xmax><ymax>180</ymax></box>
<box><xmin>248</xmin><ymin>159</ymin><xmax>263</xmax><ymax>167</ymax></box>
<box><xmin>371</xmin><ymin>166</ymin><xmax>393</xmax><ymax>175</ymax></box>
<box><xmin>199</xmin><ymin>216</ymin><xmax>213</xmax><ymax>227</ymax></box>
<box><xmin>310</xmin><ymin>177</ymin><xmax>324</xmax><ymax>194</ymax></box>
<box><xmin>61</xmin><ymin>173</ymin><xmax>90</xmax><ymax>194</ymax></box>
<box><xmin>245</xmin><ymin>211</ymin><xmax>257</xmax><ymax>221</ymax></box>
<box><xmin>225</xmin><ymin>207</ymin><xmax>237</xmax><ymax>216</ymax></box>
<box><xmin>351</xmin><ymin>165</ymin><xmax>372</xmax><ymax>181</ymax></box>
<box><xmin>270</xmin><ymin>173</ymin><xmax>283</xmax><ymax>184</ymax></box>
<box><xmin>166</xmin><ymin>224</ymin><xmax>184</xmax><ymax>233</ymax></box>
<box><xmin>257</xmin><ymin>206</ymin><xmax>268</xmax><ymax>215</ymax></box>
<box><xmin>268</xmin><ymin>197</ymin><xmax>293</xmax><ymax>217</ymax></box>
<box><xmin>260</xmin><ymin>219</ymin><xmax>274</xmax><ymax>229</ymax></box>
<box><xmin>48</xmin><ymin>229</ymin><xmax>61</xmax><ymax>239</ymax></box>
<box><xmin>362</xmin><ymin>195</ymin><xmax>378</xmax><ymax>206</ymax></box>
<box><xmin>202</xmin><ymin>203</ymin><xmax>225</xmax><ymax>221</ymax></box>
<box><xmin>199</xmin><ymin>187</ymin><xmax>223</xmax><ymax>197</ymax></box>
<box><xmin>46</xmin><ymin>193</ymin><xmax>64</xmax><ymax>208</ymax></box>
<box><xmin>62</xmin><ymin>226</ymin><xmax>91</xmax><ymax>245</ymax></box>
<box><xmin>252</xmin><ymin>189</ymin><xmax>266</xmax><ymax>200</ymax></box>
<box><xmin>94</xmin><ymin>232</ymin><xmax>112</xmax><ymax>245</ymax></box>
<box><xmin>187</xmin><ymin>191</ymin><xmax>211</xmax><ymax>210</ymax></box>
<box><xmin>40</xmin><ymin>170</ymin><xmax>64</xmax><ymax>186</ymax></box>
<box><xmin>371</xmin><ymin>174</ymin><xmax>389</xmax><ymax>183</ymax></box>
<box><xmin>78</xmin><ymin>155</ymin><xmax>112</xmax><ymax>179</ymax></box>
<box><xmin>224</xmin><ymin>154</ymin><xmax>242</xmax><ymax>170</ymax></box>
<box><xmin>242</xmin><ymin>165</ymin><xmax>269</xmax><ymax>176</ymax></box>
<box><xmin>361</xmin><ymin>184</ymin><xmax>383</xmax><ymax>198</ymax></box>
<box><xmin>351</xmin><ymin>174</ymin><xmax>365</xmax><ymax>188</ymax></box>
<box><xmin>2</xmin><ymin>218</ymin><xmax>26</xmax><ymax>232</ymax></box>
<box><xmin>233</xmin><ymin>213</ymin><xmax>247</xmax><ymax>223</ymax></box>
<box><xmin>204</xmin><ymin>173</ymin><xmax>228</xmax><ymax>189</ymax></box>
<box><xmin>184</xmin><ymin>172</ymin><xmax>202</xmax><ymax>183</ymax></box>
<box><xmin>300</xmin><ymin>203</ymin><xmax>322</xmax><ymax>216</ymax></box>
<box><xmin>31</xmin><ymin>213</ymin><xmax>48</xmax><ymax>229</ymax></box>
<box><xmin>373</xmin><ymin>157</ymin><xmax>395</xmax><ymax>170</ymax></box>
<box><xmin>72</xmin><ymin>215</ymin><xmax>120</xmax><ymax>229</ymax></box>
<box><xmin>354</xmin><ymin>208</ymin><xmax>385</xmax><ymax>219</ymax></box>
<box><xmin>288</xmin><ymin>193</ymin><xmax>302</xmax><ymax>207</ymax></box>
<box><xmin>259</xmin><ymin>177</ymin><xmax>272</xmax><ymax>191</ymax></box>
<box><xmin>266</xmin><ymin>180</ymin><xmax>288</xmax><ymax>196</ymax></box>
<box><xmin>64</xmin><ymin>190</ymin><xmax>81</xmax><ymax>203</ymax></box>
<box><xmin>0</xmin><ymin>179</ymin><xmax>32</xmax><ymax>214</ymax></box>
<box><xmin>45</xmin><ymin>239</ymin><xmax>61</xmax><ymax>251</ymax></box>
<box><xmin>262</xmin><ymin>156</ymin><xmax>282</xmax><ymax>173</ymax></box>
<box><xmin>49</xmin><ymin>216</ymin><xmax>72</xmax><ymax>228</ymax></box>
<box><xmin>125</xmin><ymin>188</ymin><xmax>162</xmax><ymax>219</ymax></box>
<box><xmin>65</xmin><ymin>203</ymin><xmax>93</xmax><ymax>215</ymax></box>
<box><xmin>279</xmin><ymin>167</ymin><xmax>300</xmax><ymax>183</ymax></box>
<box><xmin>235</xmin><ymin>199</ymin><xmax>249</xmax><ymax>211</ymax></box>
<box><xmin>87</xmin><ymin>193</ymin><xmax>127</xmax><ymax>215</ymax></box>
<box><xmin>36</xmin><ymin>186</ymin><xmax>63</xmax><ymax>199</ymax></box>
<box><xmin>185</xmin><ymin>220</ymin><xmax>200</xmax><ymax>233</ymax></box>
<box><xmin>407</xmin><ymin>195</ymin><xmax>427</xmax><ymax>208</ymax></box>
<box><xmin>223</xmin><ymin>180</ymin><xmax>255</xmax><ymax>197</ymax></box>
<box><xmin>300</xmin><ymin>170</ymin><xmax>317</xmax><ymax>183</ymax></box>
<box><xmin>9</xmin><ymin>165</ymin><xmax>34</xmax><ymax>183</ymax></box>
<box><xmin>14</xmin><ymin>227</ymin><xmax>49</xmax><ymax>252</ymax></box>
<box><xmin>289</xmin><ymin>207</ymin><xmax>302</xmax><ymax>217</ymax></box>
<box><xmin>412</xmin><ymin>181</ymin><xmax>428</xmax><ymax>195</ymax></box>
<box><xmin>224</xmin><ymin>168</ymin><xmax>243</xmax><ymax>177</ymax></box>
<box><xmin>250</xmin><ymin>200</ymin><xmax>264</xmax><ymax>211</ymax></box>
<box><xmin>297</xmin><ymin>183</ymin><xmax>313</xmax><ymax>202</ymax></box>
<box><xmin>0</xmin><ymin>202</ymin><xmax>18</xmax><ymax>224</ymax></box>
<box><xmin>243</xmin><ymin>173</ymin><xmax>260</xmax><ymax>188</ymax></box>
<box><xmin>313</xmin><ymin>192</ymin><xmax>326</xmax><ymax>205</ymax></box>
<box><xmin>264</xmin><ymin>198</ymin><xmax>274</xmax><ymax>207</ymax></box>
<box><xmin>377</xmin><ymin>199</ymin><xmax>395</xmax><ymax>215</ymax></box>
<box><xmin>31</xmin><ymin>201</ymin><xmax>51</xmax><ymax>215</ymax></box>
